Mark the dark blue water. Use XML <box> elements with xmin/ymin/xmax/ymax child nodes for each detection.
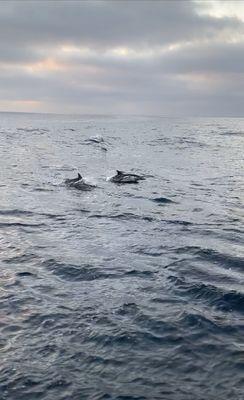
<box><xmin>0</xmin><ymin>113</ymin><xmax>243</xmax><ymax>399</ymax></box>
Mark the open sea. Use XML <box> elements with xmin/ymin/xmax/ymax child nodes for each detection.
<box><xmin>0</xmin><ymin>112</ymin><xmax>243</xmax><ymax>400</ymax></box>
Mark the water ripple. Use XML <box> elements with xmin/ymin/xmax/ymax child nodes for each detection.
<box><xmin>1</xmin><ymin>114</ymin><xmax>244</xmax><ymax>400</ymax></box>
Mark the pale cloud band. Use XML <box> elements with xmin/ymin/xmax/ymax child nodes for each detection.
<box><xmin>0</xmin><ymin>0</ymin><xmax>244</xmax><ymax>116</ymax></box>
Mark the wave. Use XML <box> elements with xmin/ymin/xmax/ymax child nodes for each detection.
<box><xmin>16</xmin><ymin>271</ymin><xmax>35</xmax><ymax>277</ymax></box>
<box><xmin>42</xmin><ymin>259</ymin><xmax>118</xmax><ymax>281</ymax></box>
<box><xmin>0</xmin><ymin>222</ymin><xmax>46</xmax><ymax>229</ymax></box>
<box><xmin>178</xmin><ymin>311</ymin><xmax>239</xmax><ymax>335</ymax></box>
<box><xmin>42</xmin><ymin>258</ymin><xmax>157</xmax><ymax>282</ymax></box>
<box><xmin>195</xmin><ymin>248</ymin><xmax>244</xmax><ymax>271</ymax></box>
<box><xmin>220</xmin><ymin>131</ymin><xmax>244</xmax><ymax>136</ymax></box>
<box><xmin>88</xmin><ymin>330</ymin><xmax>170</xmax><ymax>349</ymax></box>
<box><xmin>173</xmin><ymin>246</ymin><xmax>244</xmax><ymax>271</ymax></box>
<box><xmin>0</xmin><ymin>209</ymin><xmax>36</xmax><ymax>217</ymax></box>
<box><xmin>163</xmin><ymin>219</ymin><xmax>193</xmax><ymax>226</ymax></box>
<box><xmin>88</xmin><ymin>213</ymin><xmax>155</xmax><ymax>222</ymax></box>
<box><xmin>151</xmin><ymin>197</ymin><xmax>175</xmax><ymax>204</ymax></box>
<box><xmin>3</xmin><ymin>253</ymin><xmax>38</xmax><ymax>264</ymax></box>
<box><xmin>172</xmin><ymin>246</ymin><xmax>244</xmax><ymax>271</ymax></box>
<box><xmin>168</xmin><ymin>275</ymin><xmax>244</xmax><ymax>313</ymax></box>
<box><xmin>17</xmin><ymin>127</ymin><xmax>49</xmax><ymax>133</ymax></box>
<box><xmin>124</xmin><ymin>269</ymin><xmax>155</xmax><ymax>278</ymax></box>
<box><xmin>0</xmin><ymin>209</ymin><xmax>64</xmax><ymax>220</ymax></box>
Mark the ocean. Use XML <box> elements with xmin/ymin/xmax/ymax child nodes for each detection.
<box><xmin>0</xmin><ymin>112</ymin><xmax>243</xmax><ymax>399</ymax></box>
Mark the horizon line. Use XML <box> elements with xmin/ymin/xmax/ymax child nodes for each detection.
<box><xmin>0</xmin><ymin>110</ymin><xmax>243</xmax><ymax>119</ymax></box>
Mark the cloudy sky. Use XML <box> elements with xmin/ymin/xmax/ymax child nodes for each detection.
<box><xmin>0</xmin><ymin>0</ymin><xmax>244</xmax><ymax>116</ymax></box>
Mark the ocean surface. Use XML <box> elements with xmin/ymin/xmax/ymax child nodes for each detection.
<box><xmin>0</xmin><ymin>112</ymin><xmax>243</xmax><ymax>400</ymax></box>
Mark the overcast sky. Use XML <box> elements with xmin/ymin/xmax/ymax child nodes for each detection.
<box><xmin>0</xmin><ymin>0</ymin><xmax>244</xmax><ymax>116</ymax></box>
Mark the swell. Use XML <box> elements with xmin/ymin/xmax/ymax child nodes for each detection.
<box><xmin>168</xmin><ymin>275</ymin><xmax>244</xmax><ymax>313</ymax></box>
<box><xmin>178</xmin><ymin>311</ymin><xmax>243</xmax><ymax>336</ymax></box>
<box><xmin>151</xmin><ymin>197</ymin><xmax>175</xmax><ymax>204</ymax></box>
<box><xmin>173</xmin><ymin>246</ymin><xmax>244</xmax><ymax>272</ymax></box>
<box><xmin>41</xmin><ymin>258</ymin><xmax>156</xmax><ymax>282</ymax></box>
<box><xmin>0</xmin><ymin>209</ymin><xmax>64</xmax><ymax>221</ymax></box>
<box><xmin>220</xmin><ymin>131</ymin><xmax>244</xmax><ymax>136</ymax></box>
<box><xmin>88</xmin><ymin>213</ymin><xmax>155</xmax><ymax>222</ymax></box>
<box><xmin>17</xmin><ymin>127</ymin><xmax>49</xmax><ymax>133</ymax></box>
<box><xmin>42</xmin><ymin>259</ymin><xmax>117</xmax><ymax>281</ymax></box>
<box><xmin>88</xmin><ymin>213</ymin><xmax>193</xmax><ymax>226</ymax></box>
<box><xmin>196</xmin><ymin>248</ymin><xmax>244</xmax><ymax>271</ymax></box>
<box><xmin>0</xmin><ymin>222</ymin><xmax>46</xmax><ymax>228</ymax></box>
<box><xmin>3</xmin><ymin>253</ymin><xmax>39</xmax><ymax>265</ymax></box>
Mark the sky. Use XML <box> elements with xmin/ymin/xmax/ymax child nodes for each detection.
<box><xmin>0</xmin><ymin>0</ymin><xmax>244</xmax><ymax>116</ymax></box>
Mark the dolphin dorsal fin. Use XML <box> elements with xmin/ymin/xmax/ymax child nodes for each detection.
<box><xmin>77</xmin><ymin>173</ymin><xmax>82</xmax><ymax>179</ymax></box>
<box><xmin>117</xmin><ymin>170</ymin><xmax>122</xmax><ymax>175</ymax></box>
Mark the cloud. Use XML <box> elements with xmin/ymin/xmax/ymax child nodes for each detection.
<box><xmin>0</xmin><ymin>0</ymin><xmax>243</xmax><ymax>61</ymax></box>
<box><xmin>0</xmin><ymin>0</ymin><xmax>244</xmax><ymax>115</ymax></box>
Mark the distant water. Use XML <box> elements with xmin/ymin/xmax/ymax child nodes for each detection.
<box><xmin>0</xmin><ymin>112</ymin><xmax>243</xmax><ymax>400</ymax></box>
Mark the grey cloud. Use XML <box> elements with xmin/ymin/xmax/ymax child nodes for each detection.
<box><xmin>0</xmin><ymin>0</ymin><xmax>243</xmax><ymax>62</ymax></box>
<box><xmin>0</xmin><ymin>0</ymin><xmax>244</xmax><ymax>116</ymax></box>
<box><xmin>1</xmin><ymin>47</ymin><xmax>243</xmax><ymax>116</ymax></box>
<box><xmin>157</xmin><ymin>42</ymin><xmax>244</xmax><ymax>75</ymax></box>
<box><xmin>55</xmin><ymin>39</ymin><xmax>244</xmax><ymax>76</ymax></box>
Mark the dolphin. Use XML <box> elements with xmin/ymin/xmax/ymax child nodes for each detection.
<box><xmin>71</xmin><ymin>180</ymin><xmax>96</xmax><ymax>191</ymax></box>
<box><xmin>64</xmin><ymin>173</ymin><xmax>82</xmax><ymax>185</ymax></box>
<box><xmin>110</xmin><ymin>170</ymin><xmax>146</xmax><ymax>184</ymax></box>
<box><xmin>64</xmin><ymin>172</ymin><xmax>96</xmax><ymax>191</ymax></box>
<box><xmin>86</xmin><ymin>135</ymin><xmax>104</xmax><ymax>144</ymax></box>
